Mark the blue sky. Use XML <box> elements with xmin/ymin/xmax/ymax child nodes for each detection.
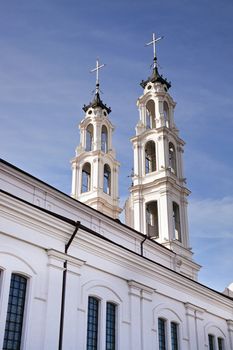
<box><xmin>0</xmin><ymin>0</ymin><xmax>233</xmax><ymax>292</ymax></box>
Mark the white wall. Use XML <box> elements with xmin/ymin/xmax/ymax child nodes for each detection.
<box><xmin>1</xmin><ymin>161</ymin><xmax>233</xmax><ymax>350</ymax></box>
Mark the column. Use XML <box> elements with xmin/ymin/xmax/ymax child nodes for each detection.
<box><xmin>71</xmin><ymin>163</ymin><xmax>77</xmax><ymax>198</ymax></box>
<box><xmin>158</xmin><ymin>190</ymin><xmax>170</xmax><ymax>242</ymax></box>
<box><xmin>157</xmin><ymin>135</ymin><xmax>167</xmax><ymax>171</ymax></box>
<box><xmin>133</xmin><ymin>194</ymin><xmax>144</xmax><ymax>233</ymax></box>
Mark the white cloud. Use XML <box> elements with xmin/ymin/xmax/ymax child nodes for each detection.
<box><xmin>189</xmin><ymin>196</ymin><xmax>233</xmax><ymax>239</ymax></box>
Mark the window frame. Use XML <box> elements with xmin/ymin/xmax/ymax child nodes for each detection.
<box><xmin>3</xmin><ymin>273</ymin><xmax>28</xmax><ymax>350</ymax></box>
<box><xmin>171</xmin><ymin>322</ymin><xmax>179</xmax><ymax>350</ymax></box>
<box><xmin>103</xmin><ymin>164</ymin><xmax>111</xmax><ymax>195</ymax></box>
<box><xmin>168</xmin><ymin>142</ymin><xmax>177</xmax><ymax>175</ymax></box>
<box><xmin>172</xmin><ymin>202</ymin><xmax>182</xmax><ymax>242</ymax></box>
<box><xmin>217</xmin><ymin>337</ymin><xmax>224</xmax><ymax>350</ymax></box>
<box><xmin>86</xmin><ymin>296</ymin><xmax>100</xmax><ymax>350</ymax></box>
<box><xmin>145</xmin><ymin>140</ymin><xmax>156</xmax><ymax>174</ymax></box>
<box><xmin>106</xmin><ymin>302</ymin><xmax>117</xmax><ymax>350</ymax></box>
<box><xmin>158</xmin><ymin>317</ymin><xmax>167</xmax><ymax>350</ymax></box>
<box><xmin>86</xmin><ymin>297</ymin><xmax>118</xmax><ymax>350</ymax></box>
<box><xmin>101</xmin><ymin>125</ymin><xmax>108</xmax><ymax>153</ymax></box>
<box><xmin>86</xmin><ymin>124</ymin><xmax>94</xmax><ymax>152</ymax></box>
<box><xmin>146</xmin><ymin>201</ymin><xmax>159</xmax><ymax>238</ymax></box>
<box><xmin>145</xmin><ymin>99</ymin><xmax>156</xmax><ymax>129</ymax></box>
<box><xmin>82</xmin><ymin>163</ymin><xmax>91</xmax><ymax>193</ymax></box>
<box><xmin>208</xmin><ymin>334</ymin><xmax>215</xmax><ymax>350</ymax></box>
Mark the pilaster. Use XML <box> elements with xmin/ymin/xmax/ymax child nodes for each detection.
<box><xmin>43</xmin><ymin>250</ymin><xmax>65</xmax><ymax>350</ymax></box>
<box><xmin>185</xmin><ymin>303</ymin><xmax>206</xmax><ymax>350</ymax></box>
<box><xmin>128</xmin><ymin>281</ymin><xmax>154</xmax><ymax>350</ymax></box>
<box><xmin>62</xmin><ymin>256</ymin><xmax>85</xmax><ymax>350</ymax></box>
<box><xmin>227</xmin><ymin>320</ymin><xmax>233</xmax><ymax>350</ymax></box>
<box><xmin>128</xmin><ymin>281</ymin><xmax>142</xmax><ymax>350</ymax></box>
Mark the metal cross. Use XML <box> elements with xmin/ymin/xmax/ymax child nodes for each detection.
<box><xmin>90</xmin><ymin>58</ymin><xmax>106</xmax><ymax>94</ymax></box>
<box><xmin>145</xmin><ymin>33</ymin><xmax>164</xmax><ymax>69</ymax></box>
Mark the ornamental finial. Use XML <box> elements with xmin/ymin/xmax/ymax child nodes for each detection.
<box><xmin>145</xmin><ymin>33</ymin><xmax>164</xmax><ymax>70</ymax></box>
<box><xmin>90</xmin><ymin>58</ymin><xmax>106</xmax><ymax>94</ymax></box>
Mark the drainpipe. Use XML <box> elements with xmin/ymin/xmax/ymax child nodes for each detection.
<box><xmin>140</xmin><ymin>235</ymin><xmax>148</xmax><ymax>256</ymax></box>
<box><xmin>58</xmin><ymin>221</ymin><xmax>81</xmax><ymax>350</ymax></box>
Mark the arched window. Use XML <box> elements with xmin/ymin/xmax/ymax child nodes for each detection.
<box><xmin>106</xmin><ymin>302</ymin><xmax>116</xmax><ymax>349</ymax></box>
<box><xmin>86</xmin><ymin>124</ymin><xmax>93</xmax><ymax>151</ymax></box>
<box><xmin>103</xmin><ymin>164</ymin><xmax>111</xmax><ymax>195</ymax></box>
<box><xmin>158</xmin><ymin>318</ymin><xmax>166</xmax><ymax>350</ymax></box>
<box><xmin>81</xmin><ymin>163</ymin><xmax>91</xmax><ymax>193</ymax></box>
<box><xmin>145</xmin><ymin>141</ymin><xmax>156</xmax><ymax>174</ymax></box>
<box><xmin>86</xmin><ymin>297</ymin><xmax>117</xmax><ymax>350</ymax></box>
<box><xmin>208</xmin><ymin>335</ymin><xmax>214</xmax><ymax>350</ymax></box>
<box><xmin>86</xmin><ymin>296</ymin><xmax>99</xmax><ymax>350</ymax></box>
<box><xmin>168</xmin><ymin>142</ymin><xmax>177</xmax><ymax>175</ymax></box>
<box><xmin>146</xmin><ymin>100</ymin><xmax>156</xmax><ymax>129</ymax></box>
<box><xmin>158</xmin><ymin>319</ymin><xmax>180</xmax><ymax>350</ymax></box>
<box><xmin>101</xmin><ymin>125</ymin><xmax>108</xmax><ymax>153</ymax></box>
<box><xmin>173</xmin><ymin>202</ymin><xmax>181</xmax><ymax>242</ymax></box>
<box><xmin>3</xmin><ymin>274</ymin><xmax>27</xmax><ymax>350</ymax></box>
<box><xmin>207</xmin><ymin>334</ymin><xmax>224</xmax><ymax>350</ymax></box>
<box><xmin>218</xmin><ymin>338</ymin><xmax>224</xmax><ymax>350</ymax></box>
<box><xmin>163</xmin><ymin>101</ymin><xmax>170</xmax><ymax>128</ymax></box>
<box><xmin>146</xmin><ymin>201</ymin><xmax>159</xmax><ymax>238</ymax></box>
<box><xmin>171</xmin><ymin>322</ymin><xmax>179</xmax><ymax>350</ymax></box>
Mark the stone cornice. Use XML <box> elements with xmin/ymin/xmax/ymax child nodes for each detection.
<box><xmin>47</xmin><ymin>249</ymin><xmax>85</xmax><ymax>275</ymax></box>
<box><xmin>1</xmin><ymin>189</ymin><xmax>233</xmax><ymax>312</ymax></box>
<box><xmin>77</xmin><ymin>230</ymin><xmax>233</xmax><ymax>311</ymax></box>
<box><xmin>130</xmin><ymin>176</ymin><xmax>191</xmax><ymax>196</ymax></box>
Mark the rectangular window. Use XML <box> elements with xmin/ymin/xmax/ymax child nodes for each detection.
<box><xmin>208</xmin><ymin>334</ymin><xmax>215</xmax><ymax>350</ymax></box>
<box><xmin>171</xmin><ymin>322</ymin><xmax>179</xmax><ymax>350</ymax></box>
<box><xmin>106</xmin><ymin>302</ymin><xmax>116</xmax><ymax>350</ymax></box>
<box><xmin>218</xmin><ymin>338</ymin><xmax>224</xmax><ymax>350</ymax></box>
<box><xmin>3</xmin><ymin>273</ymin><xmax>27</xmax><ymax>350</ymax></box>
<box><xmin>158</xmin><ymin>318</ymin><xmax>166</xmax><ymax>350</ymax></box>
<box><xmin>87</xmin><ymin>296</ymin><xmax>99</xmax><ymax>350</ymax></box>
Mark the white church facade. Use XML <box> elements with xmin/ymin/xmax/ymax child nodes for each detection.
<box><xmin>1</xmin><ymin>36</ymin><xmax>233</xmax><ymax>350</ymax></box>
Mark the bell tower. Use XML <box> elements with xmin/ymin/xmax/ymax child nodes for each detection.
<box><xmin>125</xmin><ymin>34</ymin><xmax>195</xmax><ymax>262</ymax></box>
<box><xmin>71</xmin><ymin>59</ymin><xmax>122</xmax><ymax>219</ymax></box>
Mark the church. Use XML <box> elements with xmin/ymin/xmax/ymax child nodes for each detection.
<box><xmin>1</xmin><ymin>34</ymin><xmax>233</xmax><ymax>350</ymax></box>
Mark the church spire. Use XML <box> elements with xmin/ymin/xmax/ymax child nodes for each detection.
<box><xmin>141</xmin><ymin>33</ymin><xmax>171</xmax><ymax>90</ymax></box>
<box><xmin>71</xmin><ymin>59</ymin><xmax>121</xmax><ymax>219</ymax></box>
<box><xmin>125</xmin><ymin>34</ymin><xmax>200</xmax><ymax>278</ymax></box>
<box><xmin>83</xmin><ymin>58</ymin><xmax>111</xmax><ymax>114</ymax></box>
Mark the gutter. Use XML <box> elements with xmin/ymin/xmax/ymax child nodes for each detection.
<box><xmin>58</xmin><ymin>221</ymin><xmax>81</xmax><ymax>350</ymax></box>
<box><xmin>140</xmin><ymin>235</ymin><xmax>148</xmax><ymax>256</ymax></box>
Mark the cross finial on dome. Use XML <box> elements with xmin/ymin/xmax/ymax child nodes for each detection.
<box><xmin>145</xmin><ymin>33</ymin><xmax>164</xmax><ymax>70</ymax></box>
<box><xmin>90</xmin><ymin>58</ymin><xmax>106</xmax><ymax>94</ymax></box>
